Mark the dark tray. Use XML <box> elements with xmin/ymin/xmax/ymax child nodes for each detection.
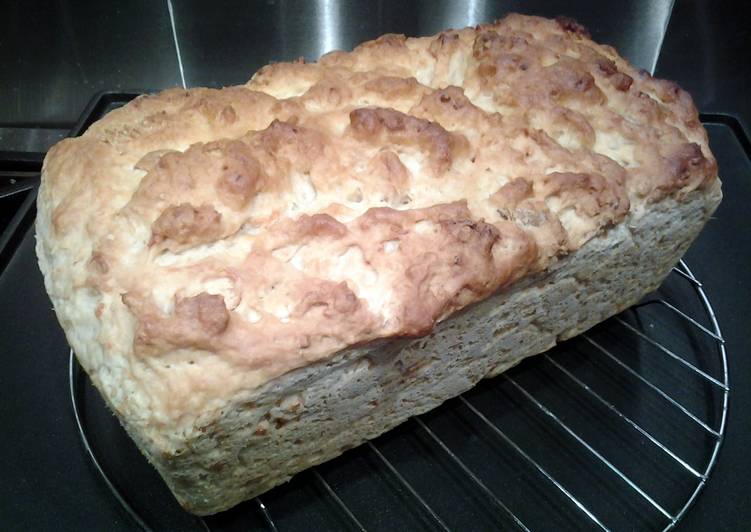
<box><xmin>2</xmin><ymin>93</ymin><xmax>750</xmax><ymax>531</ymax></box>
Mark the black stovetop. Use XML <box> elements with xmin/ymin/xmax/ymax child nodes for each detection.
<box><xmin>2</xmin><ymin>2</ymin><xmax>749</xmax><ymax>530</ymax></box>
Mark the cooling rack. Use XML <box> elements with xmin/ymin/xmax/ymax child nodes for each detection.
<box><xmin>70</xmin><ymin>258</ymin><xmax>728</xmax><ymax>531</ymax></box>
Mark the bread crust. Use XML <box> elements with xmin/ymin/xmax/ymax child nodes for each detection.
<box><xmin>36</xmin><ymin>13</ymin><xmax>720</xmax><ymax>514</ymax></box>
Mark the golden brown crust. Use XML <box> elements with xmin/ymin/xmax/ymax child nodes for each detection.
<box><xmin>39</xmin><ymin>13</ymin><xmax>718</xmax><ymax>416</ymax></box>
<box><xmin>150</xmin><ymin>204</ymin><xmax>223</xmax><ymax>248</ymax></box>
<box><xmin>348</xmin><ymin>107</ymin><xmax>468</xmax><ymax>175</ymax></box>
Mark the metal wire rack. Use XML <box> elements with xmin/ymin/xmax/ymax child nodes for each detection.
<box><xmin>70</xmin><ymin>259</ymin><xmax>728</xmax><ymax>531</ymax></box>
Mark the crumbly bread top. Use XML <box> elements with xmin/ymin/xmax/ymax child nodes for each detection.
<box><xmin>38</xmin><ymin>14</ymin><xmax>716</xmax><ymax>426</ymax></box>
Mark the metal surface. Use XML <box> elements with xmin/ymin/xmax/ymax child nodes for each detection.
<box><xmin>168</xmin><ymin>0</ymin><xmax>673</xmax><ymax>88</ymax></box>
<box><xmin>68</xmin><ymin>355</ymin><xmax>151</xmax><ymax>532</ymax></box>
<box><xmin>656</xmin><ymin>1</ymin><xmax>751</xmax><ymax>136</ymax></box>
<box><xmin>0</xmin><ymin>0</ymin><xmax>181</xmax><ymax>128</ymax></box>
<box><xmin>0</xmin><ymin>128</ymin><xmax>67</xmax><ymax>156</ymax></box>
<box><xmin>1</xmin><ymin>0</ymin><xmax>674</xmax><ymax>133</ymax></box>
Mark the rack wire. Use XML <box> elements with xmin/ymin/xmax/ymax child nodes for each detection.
<box><xmin>70</xmin><ymin>258</ymin><xmax>728</xmax><ymax>531</ymax></box>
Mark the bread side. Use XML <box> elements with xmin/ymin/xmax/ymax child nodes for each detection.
<box><xmin>134</xmin><ymin>183</ymin><xmax>717</xmax><ymax>514</ymax></box>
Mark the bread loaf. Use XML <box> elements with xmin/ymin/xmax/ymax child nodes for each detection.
<box><xmin>36</xmin><ymin>14</ymin><xmax>720</xmax><ymax>514</ymax></box>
